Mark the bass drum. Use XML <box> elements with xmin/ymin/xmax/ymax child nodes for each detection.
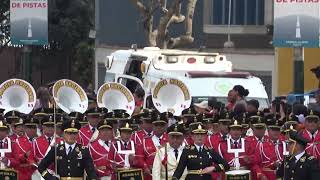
<box><xmin>225</xmin><ymin>170</ymin><xmax>251</xmax><ymax>180</ymax></box>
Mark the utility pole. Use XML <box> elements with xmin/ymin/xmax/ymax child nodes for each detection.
<box><xmin>293</xmin><ymin>47</ymin><xmax>304</xmax><ymax>94</ymax></box>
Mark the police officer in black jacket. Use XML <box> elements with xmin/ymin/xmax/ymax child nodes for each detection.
<box><xmin>38</xmin><ymin>119</ymin><xmax>97</xmax><ymax>180</ymax></box>
<box><xmin>276</xmin><ymin>129</ymin><xmax>320</xmax><ymax>180</ymax></box>
<box><xmin>172</xmin><ymin>124</ymin><xmax>229</xmax><ymax>180</ymax></box>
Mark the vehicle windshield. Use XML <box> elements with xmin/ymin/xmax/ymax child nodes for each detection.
<box><xmin>192</xmin><ymin>96</ymin><xmax>270</xmax><ymax>110</ymax></box>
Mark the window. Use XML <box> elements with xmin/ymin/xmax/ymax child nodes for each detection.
<box><xmin>210</xmin><ymin>0</ymin><xmax>265</xmax><ymax>25</ymax></box>
<box><xmin>204</xmin><ymin>0</ymin><xmax>272</xmax><ymax>34</ymax></box>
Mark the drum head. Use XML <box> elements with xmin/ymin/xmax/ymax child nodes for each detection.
<box><xmin>225</xmin><ymin>170</ymin><xmax>251</xmax><ymax>180</ymax></box>
<box><xmin>225</xmin><ymin>170</ymin><xmax>251</xmax><ymax>175</ymax></box>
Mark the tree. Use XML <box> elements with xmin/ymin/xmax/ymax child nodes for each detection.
<box><xmin>46</xmin><ymin>0</ymin><xmax>94</xmax><ymax>85</ymax></box>
<box><xmin>0</xmin><ymin>0</ymin><xmax>10</xmax><ymax>54</ymax></box>
<box><xmin>130</xmin><ymin>0</ymin><xmax>198</xmax><ymax>49</ymax></box>
<box><xmin>0</xmin><ymin>0</ymin><xmax>94</xmax><ymax>87</ymax></box>
<box><xmin>73</xmin><ymin>41</ymin><xmax>94</xmax><ymax>86</ymax></box>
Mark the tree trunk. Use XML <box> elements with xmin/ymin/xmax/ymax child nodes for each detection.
<box><xmin>157</xmin><ymin>0</ymin><xmax>181</xmax><ymax>48</ymax></box>
<box><xmin>131</xmin><ymin>0</ymin><xmax>198</xmax><ymax>49</ymax></box>
<box><xmin>167</xmin><ymin>0</ymin><xmax>197</xmax><ymax>48</ymax></box>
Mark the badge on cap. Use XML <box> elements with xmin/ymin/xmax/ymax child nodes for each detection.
<box><xmin>71</xmin><ymin>120</ymin><xmax>75</xmax><ymax>128</ymax></box>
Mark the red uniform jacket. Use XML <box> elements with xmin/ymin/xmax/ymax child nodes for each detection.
<box><xmin>272</xmin><ymin>138</ymin><xmax>286</xmax><ymax>162</ymax></box>
<box><xmin>9</xmin><ymin>134</ymin><xmax>19</xmax><ymax>143</ymax></box>
<box><xmin>33</xmin><ymin>135</ymin><xmax>63</xmax><ymax>171</ymax></box>
<box><xmin>108</xmin><ymin>140</ymin><xmax>137</xmax><ymax>180</ymax></box>
<box><xmin>11</xmin><ymin>136</ymin><xmax>37</xmax><ymax>180</ymax></box>
<box><xmin>205</xmin><ymin>133</ymin><xmax>227</xmax><ymax>180</ymax></box>
<box><xmin>131</xmin><ymin>130</ymin><xmax>153</xmax><ymax>145</ymax></box>
<box><xmin>218</xmin><ymin>137</ymin><xmax>259</xmax><ymax>180</ymax></box>
<box><xmin>89</xmin><ymin>139</ymin><xmax>113</xmax><ymax>178</ymax></box>
<box><xmin>135</xmin><ymin>134</ymin><xmax>168</xmax><ymax>180</ymax></box>
<box><xmin>246</xmin><ymin>136</ymin><xmax>278</xmax><ymax>180</ymax></box>
<box><xmin>184</xmin><ymin>135</ymin><xmax>194</xmax><ymax>146</ymax></box>
<box><xmin>206</xmin><ymin>133</ymin><xmax>227</xmax><ymax>151</ymax></box>
<box><xmin>302</xmin><ymin>129</ymin><xmax>320</xmax><ymax>159</ymax></box>
<box><xmin>79</xmin><ymin>124</ymin><xmax>95</xmax><ymax>146</ymax></box>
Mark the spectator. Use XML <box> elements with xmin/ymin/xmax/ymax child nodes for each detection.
<box><xmin>34</xmin><ymin>87</ymin><xmax>52</xmax><ymax>110</ymax></box>
<box><xmin>208</xmin><ymin>101</ymin><xmax>222</xmax><ymax>116</ymax></box>
<box><xmin>194</xmin><ymin>101</ymin><xmax>208</xmax><ymax>114</ymax></box>
<box><xmin>308</xmin><ymin>89</ymin><xmax>320</xmax><ymax>112</ymax></box>
<box><xmin>233</xmin><ymin>103</ymin><xmax>247</xmax><ymax>117</ymax></box>
<box><xmin>247</xmin><ymin>99</ymin><xmax>259</xmax><ymax>116</ymax></box>
<box><xmin>133</xmin><ymin>87</ymin><xmax>145</xmax><ymax>115</ymax></box>
<box><xmin>292</xmin><ymin>103</ymin><xmax>308</xmax><ymax>124</ymax></box>
<box><xmin>232</xmin><ymin>85</ymin><xmax>249</xmax><ymax>110</ymax></box>
<box><xmin>133</xmin><ymin>87</ymin><xmax>145</xmax><ymax>107</ymax></box>
<box><xmin>207</xmin><ymin>97</ymin><xmax>219</xmax><ymax>114</ymax></box>
<box><xmin>226</xmin><ymin>90</ymin><xmax>237</xmax><ymax>111</ymax></box>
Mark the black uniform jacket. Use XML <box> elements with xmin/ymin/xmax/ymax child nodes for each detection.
<box><xmin>38</xmin><ymin>142</ymin><xmax>97</xmax><ymax>180</ymax></box>
<box><xmin>172</xmin><ymin>144</ymin><xmax>229</xmax><ymax>180</ymax></box>
<box><xmin>276</xmin><ymin>152</ymin><xmax>320</xmax><ymax>180</ymax></box>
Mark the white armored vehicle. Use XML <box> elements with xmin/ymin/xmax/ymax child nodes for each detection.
<box><xmin>104</xmin><ymin>47</ymin><xmax>269</xmax><ymax>109</ymax></box>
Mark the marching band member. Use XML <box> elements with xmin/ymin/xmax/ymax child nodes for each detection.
<box><xmin>55</xmin><ymin>114</ymin><xmax>65</xmax><ymax>138</ymax></box>
<box><xmin>0</xmin><ymin>118</ymin><xmax>15</xmax><ymax>169</ymax></box>
<box><xmin>205</xmin><ymin>113</ymin><xmax>231</xmax><ymax>180</ymax></box>
<box><xmin>89</xmin><ymin>119</ymin><xmax>114</xmax><ymax>180</ymax></box>
<box><xmin>11</xmin><ymin>116</ymin><xmax>38</xmax><ymax>180</ymax></box>
<box><xmin>38</xmin><ymin>119</ymin><xmax>97</xmax><ymax>180</ymax></box>
<box><xmin>266</xmin><ymin>116</ymin><xmax>286</xmax><ymax>165</ymax></box>
<box><xmin>185</xmin><ymin>113</ymin><xmax>204</xmax><ymax>146</ymax></box>
<box><xmin>218</xmin><ymin>119</ymin><xmax>254</xmax><ymax>178</ymax></box>
<box><xmin>5</xmin><ymin>111</ymin><xmax>24</xmax><ymax>142</ymax></box>
<box><xmin>136</xmin><ymin>111</ymin><xmax>169</xmax><ymax>180</ymax></box>
<box><xmin>131</xmin><ymin>109</ymin><xmax>154</xmax><ymax>145</ymax></box>
<box><xmin>206</xmin><ymin>112</ymin><xmax>231</xmax><ymax>151</ymax></box>
<box><xmin>172</xmin><ymin>124</ymin><xmax>229</xmax><ymax>180</ymax></box>
<box><xmin>301</xmin><ymin>110</ymin><xmax>320</xmax><ymax>159</ymax></box>
<box><xmin>202</xmin><ymin>113</ymin><xmax>218</xmax><ymax>136</ymax></box>
<box><xmin>181</xmin><ymin>108</ymin><xmax>197</xmax><ymax>145</ymax></box>
<box><xmin>80</xmin><ymin>107</ymin><xmax>104</xmax><ymax>146</ymax></box>
<box><xmin>108</xmin><ymin>121</ymin><xmax>137</xmax><ymax>180</ymax></box>
<box><xmin>245</xmin><ymin>116</ymin><xmax>274</xmax><ymax>180</ymax></box>
<box><xmin>33</xmin><ymin>115</ymin><xmax>63</xmax><ymax>167</ymax></box>
<box><xmin>152</xmin><ymin>123</ymin><xmax>187</xmax><ymax>180</ymax></box>
<box><xmin>277</xmin><ymin>129</ymin><xmax>320</xmax><ymax>180</ymax></box>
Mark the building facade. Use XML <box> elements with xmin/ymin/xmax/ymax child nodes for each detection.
<box><xmin>95</xmin><ymin>0</ymin><xmax>275</xmax><ymax>99</ymax></box>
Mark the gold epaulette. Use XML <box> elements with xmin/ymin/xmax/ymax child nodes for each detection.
<box><xmin>41</xmin><ymin>170</ymin><xmax>48</xmax><ymax>177</ymax></box>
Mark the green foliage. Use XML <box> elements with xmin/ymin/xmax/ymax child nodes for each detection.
<box><xmin>48</xmin><ymin>0</ymin><xmax>93</xmax><ymax>50</ymax></box>
<box><xmin>73</xmin><ymin>41</ymin><xmax>94</xmax><ymax>86</ymax></box>
<box><xmin>46</xmin><ymin>0</ymin><xmax>95</xmax><ymax>85</ymax></box>
<box><xmin>0</xmin><ymin>0</ymin><xmax>94</xmax><ymax>85</ymax></box>
<box><xmin>0</xmin><ymin>0</ymin><xmax>10</xmax><ymax>47</ymax></box>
